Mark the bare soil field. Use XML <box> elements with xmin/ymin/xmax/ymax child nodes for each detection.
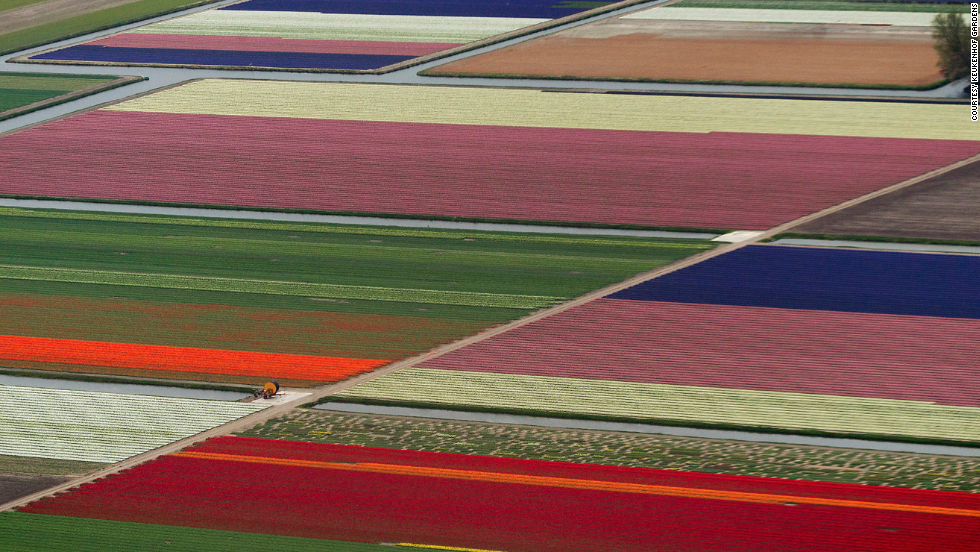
<box><xmin>428</xmin><ymin>19</ymin><xmax>942</xmax><ymax>87</ymax></box>
<box><xmin>795</xmin><ymin>159</ymin><xmax>980</xmax><ymax>242</ymax></box>
<box><xmin>0</xmin><ymin>473</ymin><xmax>70</xmax><ymax>504</ymax></box>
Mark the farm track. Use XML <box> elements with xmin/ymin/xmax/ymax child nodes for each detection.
<box><xmin>4</xmin><ymin>149</ymin><xmax>979</xmax><ymax>514</ymax></box>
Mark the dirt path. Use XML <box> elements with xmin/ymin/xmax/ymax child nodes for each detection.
<box><xmin>0</xmin><ymin>0</ymin><xmax>149</xmax><ymax>35</ymax></box>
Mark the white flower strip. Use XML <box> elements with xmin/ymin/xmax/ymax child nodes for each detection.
<box><xmin>129</xmin><ymin>10</ymin><xmax>548</xmax><ymax>43</ymax></box>
<box><xmin>0</xmin><ymin>385</ymin><xmax>265</xmax><ymax>463</ymax></box>
<box><xmin>336</xmin><ymin>368</ymin><xmax>980</xmax><ymax>443</ymax></box>
<box><xmin>624</xmin><ymin>7</ymin><xmax>943</xmax><ymax>26</ymax></box>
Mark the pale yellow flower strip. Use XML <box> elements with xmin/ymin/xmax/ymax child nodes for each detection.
<box><xmin>335</xmin><ymin>368</ymin><xmax>980</xmax><ymax>442</ymax></box>
<box><xmin>105</xmin><ymin>80</ymin><xmax>979</xmax><ymax>141</ymax></box>
<box><xmin>626</xmin><ymin>7</ymin><xmax>943</xmax><ymax>26</ymax></box>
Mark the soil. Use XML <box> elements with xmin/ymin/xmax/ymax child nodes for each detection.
<box><xmin>0</xmin><ymin>472</ymin><xmax>70</xmax><ymax>504</ymax></box>
<box><xmin>796</xmin><ymin>159</ymin><xmax>980</xmax><ymax>242</ymax></box>
<box><xmin>0</xmin><ymin>0</ymin><xmax>146</xmax><ymax>35</ymax></box>
<box><xmin>430</xmin><ymin>19</ymin><xmax>941</xmax><ymax>86</ymax></box>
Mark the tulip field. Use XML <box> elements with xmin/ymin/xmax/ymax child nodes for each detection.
<box><xmin>0</xmin><ymin>385</ymin><xmax>264</xmax><ymax>464</ymax></box>
<box><xmin>28</xmin><ymin>0</ymin><xmax>608</xmax><ymax>70</ymax></box>
<box><xmin>16</xmin><ymin>436</ymin><xmax>980</xmax><ymax>551</ymax></box>
<box><xmin>0</xmin><ymin>207</ymin><xmax>709</xmax><ymax>385</ymax></box>
<box><xmin>1</xmin><ymin>81</ymin><xmax>978</xmax><ymax>231</ymax></box>
<box><xmin>335</xmin><ymin>245</ymin><xmax>980</xmax><ymax>444</ymax></box>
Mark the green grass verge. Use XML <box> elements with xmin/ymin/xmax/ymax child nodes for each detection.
<box><xmin>0</xmin><ymin>455</ymin><xmax>106</xmax><ymax>476</ymax></box>
<box><xmin>0</xmin><ymin>513</ymin><xmax>418</xmax><ymax>551</ymax></box>
<box><xmin>318</xmin><ymin>396</ymin><xmax>980</xmax><ymax>449</ymax></box>
<box><xmin>669</xmin><ymin>0</ymin><xmax>969</xmax><ymax>12</ymax></box>
<box><xmin>768</xmin><ymin>232</ymin><xmax>980</xmax><ymax>247</ymax></box>
<box><xmin>0</xmin><ymin>74</ymin><xmax>141</xmax><ymax>122</ymax></box>
<box><xmin>243</xmin><ymin>410</ymin><xmax>980</xmax><ymax>493</ymax></box>
<box><xmin>0</xmin><ymin>199</ymin><xmax>729</xmax><ymax>235</ymax></box>
<box><xmin>0</xmin><ymin>366</ymin><xmax>256</xmax><ymax>393</ymax></box>
<box><xmin>0</xmin><ymin>0</ymin><xmax>220</xmax><ymax>56</ymax></box>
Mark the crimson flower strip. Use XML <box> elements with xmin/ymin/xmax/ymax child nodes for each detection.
<box><xmin>0</xmin><ymin>335</ymin><xmax>387</xmax><ymax>381</ymax></box>
<box><xmin>22</xmin><ymin>438</ymin><xmax>980</xmax><ymax>552</ymax></box>
<box><xmin>1</xmin><ymin>111</ymin><xmax>975</xmax><ymax>229</ymax></box>
<box><xmin>87</xmin><ymin>34</ymin><xmax>459</xmax><ymax>56</ymax></box>
<box><xmin>417</xmin><ymin>299</ymin><xmax>980</xmax><ymax>407</ymax></box>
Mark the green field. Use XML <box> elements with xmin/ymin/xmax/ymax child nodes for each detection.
<box><xmin>0</xmin><ymin>73</ymin><xmax>123</xmax><ymax>115</ymax></box>
<box><xmin>0</xmin><ymin>0</ymin><xmax>218</xmax><ymax>56</ymax></box>
<box><xmin>243</xmin><ymin>410</ymin><xmax>980</xmax><ymax>493</ymax></box>
<box><xmin>0</xmin><ymin>208</ymin><xmax>713</xmax><ymax>384</ymax></box>
<box><xmin>1</xmin><ymin>513</ymin><xmax>418</xmax><ymax>552</ymax></box>
<box><xmin>670</xmin><ymin>0</ymin><xmax>968</xmax><ymax>12</ymax></box>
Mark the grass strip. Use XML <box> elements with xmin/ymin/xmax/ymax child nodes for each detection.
<box><xmin>0</xmin><ymin>512</ymin><xmax>416</xmax><ymax>551</ymax></box>
<box><xmin>0</xmin><ymin>265</ymin><xmax>561</xmax><ymax>308</ymax></box>
<box><xmin>0</xmin><ymin>207</ymin><xmax>716</xmax><ymax>248</ymax></box>
<box><xmin>241</xmin><ymin>410</ymin><xmax>980</xmax><ymax>493</ymax></box>
<box><xmin>0</xmin><ymin>0</ymin><xmax>220</xmax><ymax>56</ymax></box>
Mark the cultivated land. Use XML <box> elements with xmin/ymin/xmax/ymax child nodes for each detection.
<box><xmin>792</xmin><ymin>159</ymin><xmax>980</xmax><ymax>242</ymax></box>
<box><xmin>0</xmin><ymin>72</ymin><xmax>137</xmax><ymax>121</ymax></box>
<box><xmin>1</xmin><ymin>81</ymin><xmax>977</xmax><ymax>231</ymax></box>
<box><xmin>0</xmin><ymin>0</ymin><xmax>219</xmax><ymax>55</ymax></box>
<box><xmin>0</xmin><ymin>208</ymin><xmax>712</xmax><ymax>385</ymax></box>
<box><xmin>426</xmin><ymin>10</ymin><xmax>946</xmax><ymax>87</ymax></box>
<box><xmin>670</xmin><ymin>0</ymin><xmax>968</xmax><ymax>12</ymax></box>
<box><xmin>246</xmin><ymin>410</ymin><xmax>980</xmax><ymax>493</ymax></box>
<box><xmin>21</xmin><ymin>436</ymin><xmax>980</xmax><ymax>551</ymax></box>
<box><xmin>335</xmin><ymin>245</ymin><xmax>980</xmax><ymax>445</ymax></box>
<box><xmin>25</xmin><ymin>0</ymin><xmax>611</xmax><ymax>71</ymax></box>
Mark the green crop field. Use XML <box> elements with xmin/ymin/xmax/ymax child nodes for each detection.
<box><xmin>0</xmin><ymin>0</ymin><xmax>48</xmax><ymax>13</ymax></box>
<box><xmin>0</xmin><ymin>73</ymin><xmax>125</xmax><ymax>118</ymax></box>
<box><xmin>1</xmin><ymin>513</ymin><xmax>420</xmax><ymax>552</ymax></box>
<box><xmin>669</xmin><ymin>0</ymin><xmax>968</xmax><ymax>12</ymax></box>
<box><xmin>0</xmin><ymin>0</ymin><xmax>218</xmax><ymax>56</ymax></box>
<box><xmin>0</xmin><ymin>208</ymin><xmax>713</xmax><ymax>385</ymax></box>
<box><xmin>244</xmin><ymin>410</ymin><xmax>980</xmax><ymax>493</ymax></box>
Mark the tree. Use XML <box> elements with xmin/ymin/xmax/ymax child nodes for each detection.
<box><xmin>933</xmin><ymin>12</ymin><xmax>970</xmax><ymax>81</ymax></box>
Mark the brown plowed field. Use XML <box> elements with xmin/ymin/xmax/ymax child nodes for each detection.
<box><xmin>0</xmin><ymin>473</ymin><xmax>70</xmax><ymax>504</ymax></box>
<box><xmin>796</xmin><ymin>159</ymin><xmax>980</xmax><ymax>242</ymax></box>
<box><xmin>429</xmin><ymin>20</ymin><xmax>941</xmax><ymax>86</ymax></box>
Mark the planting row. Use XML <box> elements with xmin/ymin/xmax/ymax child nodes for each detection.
<box><xmin>2</xmin><ymin>82</ymin><xmax>976</xmax><ymax>230</ymax></box>
<box><xmin>332</xmin><ymin>368</ymin><xmax>980</xmax><ymax>444</ymax></box>
<box><xmin>29</xmin><ymin>0</ymin><xmax>607</xmax><ymax>70</ymax></box>
<box><xmin>0</xmin><ymin>208</ymin><xmax>708</xmax><ymax>384</ymax></box>
<box><xmin>107</xmin><ymin>80</ymin><xmax>977</xmax><ymax>140</ymax></box>
<box><xmin>0</xmin><ymin>385</ymin><xmax>264</xmax><ymax>463</ymax></box>
<box><xmin>19</xmin><ymin>437</ymin><xmax>980</xmax><ymax>551</ymax></box>
<box><xmin>612</xmin><ymin>245</ymin><xmax>980</xmax><ymax>318</ymax></box>
<box><xmin>247</xmin><ymin>409</ymin><xmax>980</xmax><ymax>492</ymax></box>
